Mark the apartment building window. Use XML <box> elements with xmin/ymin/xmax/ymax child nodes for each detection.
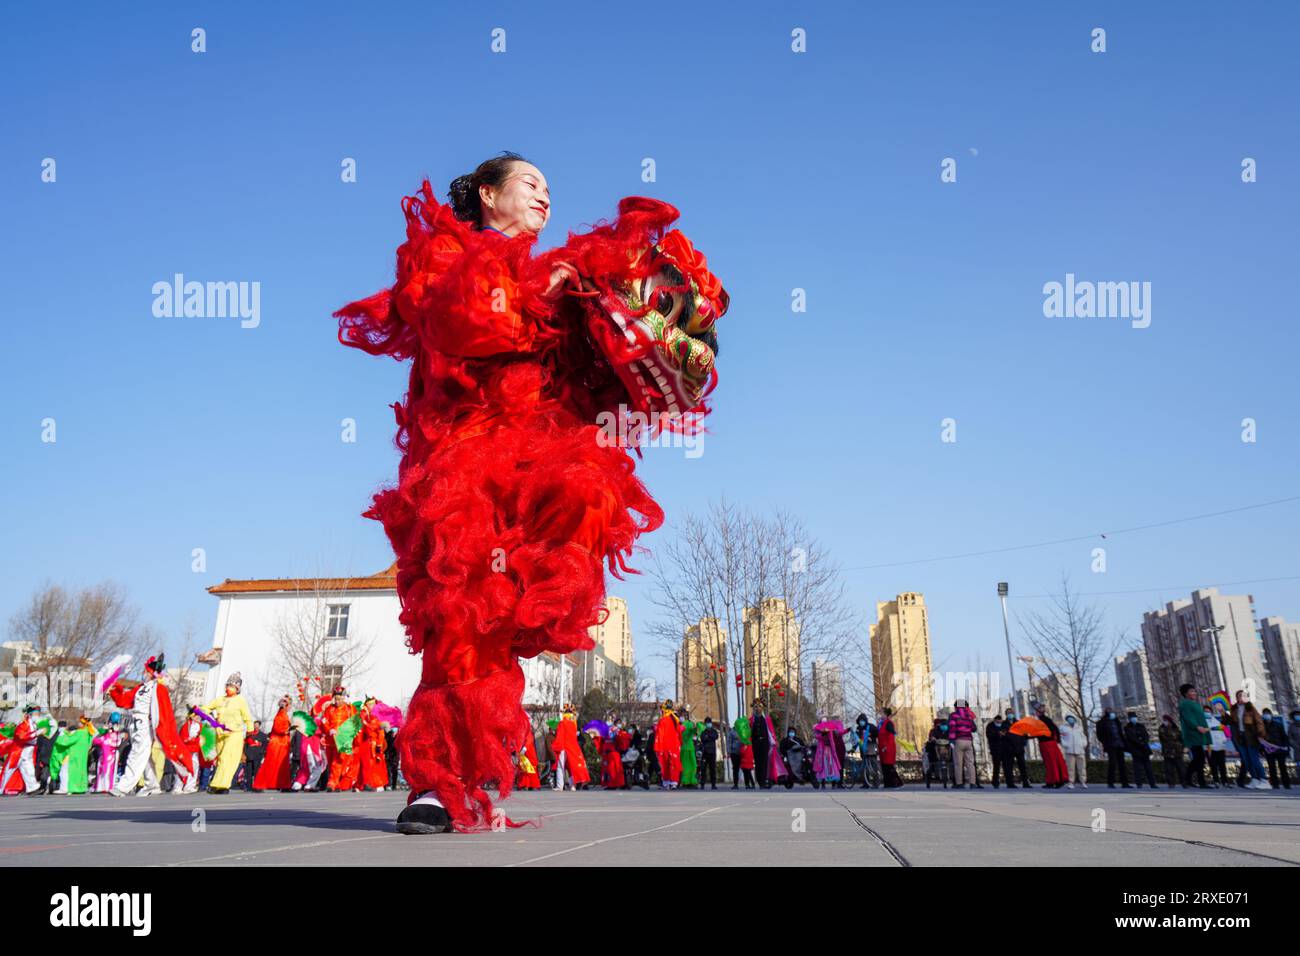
<box><xmin>326</xmin><ymin>604</ymin><xmax>350</xmax><ymax>639</ymax></box>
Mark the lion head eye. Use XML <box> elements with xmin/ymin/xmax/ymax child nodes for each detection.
<box><xmin>654</xmin><ymin>290</ymin><xmax>675</xmax><ymax>315</ymax></box>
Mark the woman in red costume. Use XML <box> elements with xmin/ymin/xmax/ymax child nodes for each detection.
<box><xmin>253</xmin><ymin>696</ymin><xmax>294</xmax><ymax>791</ymax></box>
<box><xmin>358</xmin><ymin>697</ymin><xmax>390</xmax><ymax>791</ymax></box>
<box><xmin>601</xmin><ymin>719</ymin><xmax>626</xmax><ymax>789</ymax></box>
<box><xmin>336</xmin><ymin>152</ymin><xmax>727</xmax><ymax>833</ymax></box>
<box><xmin>321</xmin><ymin>686</ymin><xmax>359</xmax><ymax>791</ymax></box>
<box><xmin>551</xmin><ymin>703</ymin><xmax>590</xmax><ymax>791</ymax></box>
<box><xmin>516</xmin><ymin>725</ymin><xmax>541</xmax><ymax>791</ymax></box>
<box><xmin>654</xmin><ymin>700</ymin><xmax>683</xmax><ymax>790</ymax></box>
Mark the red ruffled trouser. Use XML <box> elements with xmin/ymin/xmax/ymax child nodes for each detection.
<box><xmin>603</xmin><ymin>750</ymin><xmax>625</xmax><ymax>788</ymax></box>
<box><xmin>384</xmin><ymin>394</ymin><xmax>662</xmax><ymax>831</ymax></box>
<box><xmin>658</xmin><ymin>751</ymin><xmax>681</xmax><ymax>784</ymax></box>
<box><xmin>1041</xmin><ymin>739</ymin><xmax>1069</xmax><ymax>785</ymax></box>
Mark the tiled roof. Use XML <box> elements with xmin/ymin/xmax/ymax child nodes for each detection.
<box><xmin>207</xmin><ymin>563</ymin><xmax>397</xmax><ymax>596</ymax></box>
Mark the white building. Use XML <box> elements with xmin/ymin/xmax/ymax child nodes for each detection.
<box><xmin>203</xmin><ymin>564</ymin><xmax>591</xmax><ymax>721</ymax></box>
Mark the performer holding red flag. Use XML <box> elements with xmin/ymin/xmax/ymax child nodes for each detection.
<box><xmin>336</xmin><ymin>152</ymin><xmax>728</xmax><ymax>833</ymax></box>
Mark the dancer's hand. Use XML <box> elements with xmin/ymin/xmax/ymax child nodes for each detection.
<box><xmin>544</xmin><ymin>261</ymin><xmax>581</xmax><ymax>300</ymax></box>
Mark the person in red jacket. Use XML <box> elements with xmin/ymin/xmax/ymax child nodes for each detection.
<box><xmin>253</xmin><ymin>697</ymin><xmax>294</xmax><ymax>791</ymax></box>
<box><xmin>878</xmin><ymin>708</ymin><xmax>903</xmax><ymax>788</ymax></box>
<box><xmin>612</xmin><ymin>719</ymin><xmax>632</xmax><ymax>790</ymax></box>
<box><xmin>600</xmin><ymin>727</ymin><xmax>625</xmax><ymax>790</ymax></box>
<box><xmin>654</xmin><ymin>700</ymin><xmax>683</xmax><ymax>789</ymax></box>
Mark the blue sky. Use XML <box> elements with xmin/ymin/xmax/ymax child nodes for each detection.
<box><xmin>3</xmin><ymin>2</ymin><xmax>1297</xmax><ymax>707</ymax></box>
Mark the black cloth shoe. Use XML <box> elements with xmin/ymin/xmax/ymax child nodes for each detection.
<box><xmin>396</xmin><ymin>796</ymin><xmax>453</xmax><ymax>835</ymax></box>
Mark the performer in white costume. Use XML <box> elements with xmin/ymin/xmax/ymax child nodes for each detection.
<box><xmin>108</xmin><ymin>654</ymin><xmax>189</xmax><ymax>796</ymax></box>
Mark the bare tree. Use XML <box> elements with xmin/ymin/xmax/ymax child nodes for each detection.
<box><xmin>646</xmin><ymin>501</ymin><xmax>751</xmax><ymax>724</ymax></box>
<box><xmin>646</xmin><ymin>501</ymin><xmax>859</xmax><ymax>734</ymax></box>
<box><xmin>760</xmin><ymin>509</ymin><xmax>856</xmax><ymax>731</ymax></box>
<box><xmin>6</xmin><ymin>581</ymin><xmax>147</xmax><ymax>721</ymax></box>
<box><xmin>267</xmin><ymin>578</ymin><xmax>377</xmax><ymax>709</ymax></box>
<box><xmin>1019</xmin><ymin>574</ymin><xmax>1123</xmax><ymax>746</ymax></box>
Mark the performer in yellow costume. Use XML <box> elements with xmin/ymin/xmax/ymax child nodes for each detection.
<box><xmin>204</xmin><ymin>672</ymin><xmax>255</xmax><ymax>793</ymax></box>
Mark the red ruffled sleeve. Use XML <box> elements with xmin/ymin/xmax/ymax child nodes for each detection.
<box><xmin>336</xmin><ymin>180</ymin><xmax>550</xmax><ymax>362</ymax></box>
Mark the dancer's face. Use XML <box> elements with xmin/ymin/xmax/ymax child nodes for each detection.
<box><xmin>481</xmin><ymin>162</ymin><xmax>551</xmax><ymax>237</ymax></box>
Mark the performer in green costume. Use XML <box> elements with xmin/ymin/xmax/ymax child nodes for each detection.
<box><xmin>679</xmin><ymin>708</ymin><xmax>700</xmax><ymax>787</ymax></box>
<box><xmin>51</xmin><ymin>716</ymin><xmax>98</xmax><ymax>794</ymax></box>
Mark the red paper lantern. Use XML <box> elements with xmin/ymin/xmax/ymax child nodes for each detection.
<box><xmin>706</xmin><ymin>679</ymin><xmax>714</xmax><ymax>687</ymax></box>
<box><xmin>762</xmin><ymin>682</ymin><xmax>770</xmax><ymax>689</ymax></box>
<box><xmin>735</xmin><ymin>676</ymin><xmax>742</xmax><ymax>687</ymax></box>
<box><xmin>777</xmin><ymin>690</ymin><xmax>786</xmax><ymax>698</ymax></box>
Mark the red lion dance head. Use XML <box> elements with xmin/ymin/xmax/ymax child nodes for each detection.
<box><xmin>541</xmin><ymin>197</ymin><xmax>729</xmax><ymax>426</ymax></box>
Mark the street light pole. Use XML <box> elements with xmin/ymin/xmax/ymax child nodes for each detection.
<box><xmin>998</xmin><ymin>583</ymin><xmax>1019</xmax><ymax>711</ymax></box>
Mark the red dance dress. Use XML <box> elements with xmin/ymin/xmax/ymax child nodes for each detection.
<box><xmin>253</xmin><ymin>709</ymin><xmax>293</xmax><ymax>791</ymax></box>
<box><xmin>336</xmin><ymin>182</ymin><xmax>725</xmax><ymax>830</ymax></box>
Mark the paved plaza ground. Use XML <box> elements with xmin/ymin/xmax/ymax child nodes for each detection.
<box><xmin>3</xmin><ymin>785</ymin><xmax>1298</xmax><ymax>867</ymax></box>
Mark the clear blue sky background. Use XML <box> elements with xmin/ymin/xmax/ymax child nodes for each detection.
<box><xmin>4</xmin><ymin>1</ymin><xmax>1297</xmax><ymax>708</ymax></box>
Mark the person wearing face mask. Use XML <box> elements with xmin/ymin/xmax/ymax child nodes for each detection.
<box><xmin>731</xmin><ymin>715</ymin><xmax>755</xmax><ymax>789</ymax></box>
<box><xmin>878</xmin><ymin>709</ymin><xmax>903</xmax><ymax>788</ymax></box>
<box><xmin>779</xmin><ymin>726</ymin><xmax>806</xmax><ymax>787</ymax></box>
<box><xmin>1033</xmin><ymin>704</ymin><xmax>1069</xmax><ymax>790</ymax></box>
<box><xmin>203</xmin><ymin>672</ymin><xmax>256</xmax><ymax>794</ymax></box>
<box><xmin>1157</xmin><ymin>714</ymin><xmax>1183</xmax><ymax>789</ymax></box>
<box><xmin>698</xmin><ymin>717</ymin><xmax>719</xmax><ymax>790</ymax></box>
<box><xmin>679</xmin><ymin>707</ymin><xmax>700</xmax><ymax>788</ymax></box>
<box><xmin>1121</xmin><ymin>712</ymin><xmax>1156</xmax><ymax>788</ymax></box>
<box><xmin>1206</xmin><ymin>706</ymin><xmax>1228</xmax><ymax>787</ymax></box>
<box><xmin>1230</xmin><ymin>690</ymin><xmax>1270</xmax><ymax>789</ymax></box>
<box><xmin>855</xmin><ymin>714</ymin><xmax>881</xmax><ymax>788</ymax></box>
<box><xmin>946</xmin><ymin>699</ymin><xmax>979</xmax><ymax>789</ymax></box>
<box><xmin>924</xmin><ymin>717</ymin><xmax>952</xmax><ymax>789</ymax></box>
<box><xmin>1261</xmin><ymin>709</ymin><xmax>1292</xmax><ymax>789</ymax></box>
<box><xmin>0</xmin><ymin>705</ymin><xmax>44</xmax><ymax>796</ymax></box>
<box><xmin>1059</xmin><ymin>714</ymin><xmax>1087</xmax><ymax>788</ymax></box>
<box><xmin>1177</xmin><ymin>684</ymin><xmax>1210</xmax><ymax>789</ymax></box>
<box><xmin>107</xmin><ymin>654</ymin><xmax>191</xmax><ymax>797</ymax></box>
<box><xmin>986</xmin><ymin>713</ymin><xmax>1012</xmax><ymax>788</ymax></box>
<box><xmin>1002</xmin><ymin>710</ymin><xmax>1032</xmax><ymax>789</ymax></box>
<box><xmin>1094</xmin><ymin>708</ymin><xmax>1131</xmax><ymax>788</ymax></box>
